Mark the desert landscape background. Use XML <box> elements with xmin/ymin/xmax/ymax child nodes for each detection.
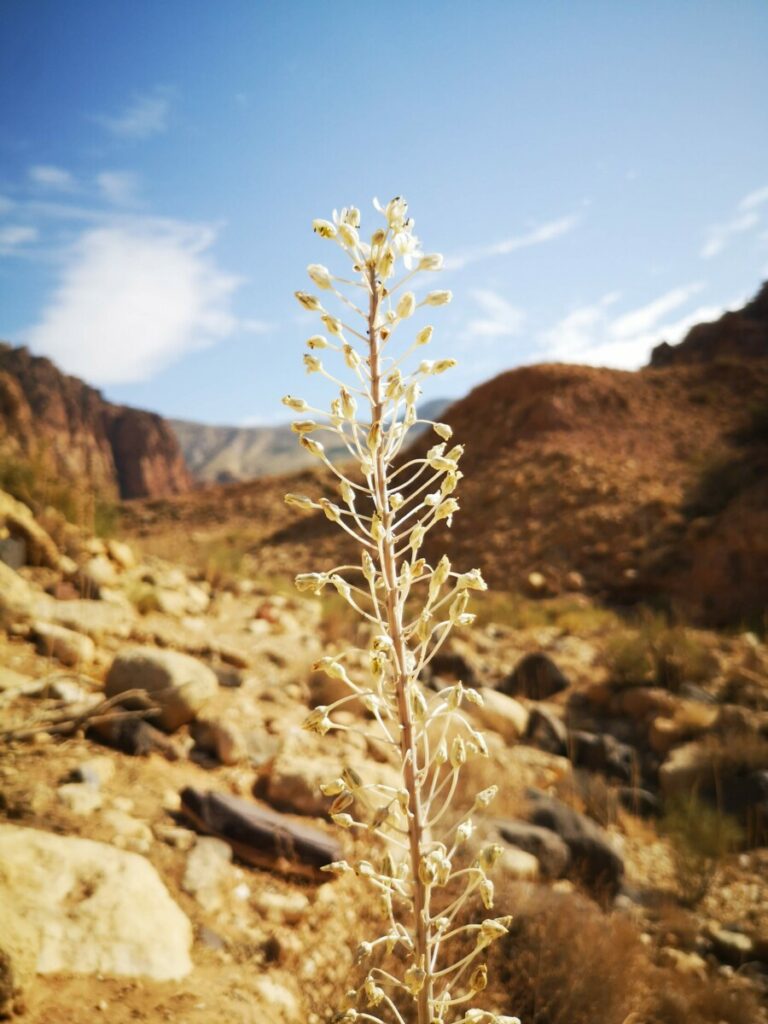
<box><xmin>1</xmin><ymin>285</ymin><xmax>767</xmax><ymax>1023</ymax></box>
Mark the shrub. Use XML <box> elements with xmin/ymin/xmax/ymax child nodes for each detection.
<box><xmin>661</xmin><ymin>793</ymin><xmax>743</xmax><ymax>906</ymax></box>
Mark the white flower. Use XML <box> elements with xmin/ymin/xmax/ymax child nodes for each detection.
<box><xmin>396</xmin><ymin>291</ymin><xmax>416</xmax><ymax>319</ymax></box>
<box><xmin>307</xmin><ymin>263</ymin><xmax>334</xmax><ymax>290</ymax></box>
<box><xmin>312</xmin><ymin>219</ymin><xmax>336</xmax><ymax>239</ymax></box>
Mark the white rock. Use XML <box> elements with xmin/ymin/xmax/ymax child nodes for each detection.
<box><xmin>106</xmin><ymin>539</ymin><xmax>136</xmax><ymax>570</ymax></box>
<box><xmin>32</xmin><ymin>621</ymin><xmax>95</xmax><ymax>667</ymax></box>
<box><xmin>470</xmin><ymin>688</ymin><xmax>530</xmax><ymax>743</ymax></box>
<box><xmin>182</xmin><ymin>837</ymin><xmax>233</xmax><ymax>910</ymax></box>
<box><xmin>0</xmin><ymin>824</ymin><xmax>192</xmax><ymax>983</ymax></box>
<box><xmin>105</xmin><ymin>646</ymin><xmax>218</xmax><ymax>732</ymax></box>
<box><xmin>57</xmin><ymin>783</ymin><xmax>103</xmax><ymax>815</ymax></box>
<box><xmin>82</xmin><ymin>555</ymin><xmax>119</xmax><ymax>590</ymax></box>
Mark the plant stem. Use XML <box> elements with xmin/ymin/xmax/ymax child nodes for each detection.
<box><xmin>367</xmin><ymin>265</ymin><xmax>433</xmax><ymax>1024</ymax></box>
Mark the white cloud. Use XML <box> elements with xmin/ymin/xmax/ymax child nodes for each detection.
<box><xmin>700</xmin><ymin>186</ymin><xmax>768</xmax><ymax>258</ymax></box>
<box><xmin>96</xmin><ymin>171</ymin><xmax>141</xmax><ymax>206</ymax></box>
<box><xmin>445</xmin><ymin>213</ymin><xmax>580</xmax><ymax>271</ymax></box>
<box><xmin>24</xmin><ymin>221</ymin><xmax>242</xmax><ymax>385</ymax></box>
<box><xmin>540</xmin><ymin>286</ymin><xmax>730</xmax><ymax>369</ymax></box>
<box><xmin>739</xmin><ymin>184</ymin><xmax>768</xmax><ymax>212</ymax></box>
<box><xmin>29</xmin><ymin>165</ymin><xmax>76</xmax><ymax>191</ymax></box>
<box><xmin>0</xmin><ymin>225</ymin><xmax>38</xmax><ymax>252</ymax></box>
<box><xmin>609</xmin><ymin>283</ymin><xmax>703</xmax><ymax>338</ymax></box>
<box><xmin>700</xmin><ymin>211</ymin><xmax>759</xmax><ymax>259</ymax></box>
<box><xmin>462</xmin><ymin>289</ymin><xmax>524</xmax><ymax>341</ymax></box>
<box><xmin>95</xmin><ymin>88</ymin><xmax>171</xmax><ymax>140</ymax></box>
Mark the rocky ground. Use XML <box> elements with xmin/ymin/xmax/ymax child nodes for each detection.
<box><xmin>1</xmin><ymin>488</ymin><xmax>767</xmax><ymax>1024</ymax></box>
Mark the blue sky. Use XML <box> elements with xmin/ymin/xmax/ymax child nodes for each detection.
<box><xmin>1</xmin><ymin>1</ymin><xmax>767</xmax><ymax>425</ymax></box>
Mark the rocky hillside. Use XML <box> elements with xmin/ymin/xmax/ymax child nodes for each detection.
<box><xmin>171</xmin><ymin>398</ymin><xmax>451</xmax><ymax>483</ymax></box>
<box><xmin>1</xmin><ymin>489</ymin><xmax>767</xmax><ymax>1023</ymax></box>
<box><xmin>122</xmin><ymin>283</ymin><xmax>768</xmax><ymax>628</ymax></box>
<box><xmin>0</xmin><ymin>343</ymin><xmax>191</xmax><ymax>503</ymax></box>
<box><xmin>651</xmin><ymin>280</ymin><xmax>768</xmax><ymax>366</ymax></box>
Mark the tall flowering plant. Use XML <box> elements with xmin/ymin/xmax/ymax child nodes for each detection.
<box><xmin>285</xmin><ymin>198</ymin><xmax>519</xmax><ymax>1024</ymax></box>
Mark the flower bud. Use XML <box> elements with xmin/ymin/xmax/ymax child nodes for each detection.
<box><xmin>468</xmin><ymin>965</ymin><xmax>487</xmax><ymax>993</ymax></box>
<box><xmin>457</xmin><ymin>568</ymin><xmax>487</xmax><ymax>591</ymax></box>
<box><xmin>475</xmin><ymin>785</ymin><xmax>498</xmax><ymax>809</ymax></box>
<box><xmin>480</xmin><ymin>877</ymin><xmax>494</xmax><ymax>909</ymax></box>
<box><xmin>340</xmin><ymin>387</ymin><xmax>357</xmax><ymax>419</ymax></box>
<box><xmin>416</xmin><ymin>325</ymin><xmax>433</xmax><ymax>346</ymax></box>
<box><xmin>404</xmin><ymin>961</ymin><xmax>426</xmax><ymax>995</ymax></box>
<box><xmin>321</xmin><ymin>313</ymin><xmax>343</xmax><ymax>337</ymax></box>
<box><xmin>282</xmin><ymin>395</ymin><xmax>308</xmax><ymax>411</ymax></box>
<box><xmin>307</xmin><ymin>263</ymin><xmax>333</xmax><ymax>290</ymax></box>
<box><xmin>331</xmin><ymin>813</ymin><xmax>355</xmax><ymax>829</ymax></box>
<box><xmin>303</xmin><ymin>707</ymin><xmax>332</xmax><ymax>735</ymax></box>
<box><xmin>321</xmin><ymin>860</ymin><xmax>352</xmax><ymax>876</ymax></box>
<box><xmin>306</xmin><ymin>334</ymin><xmax>329</xmax><ymax>350</ymax></box>
<box><xmin>291</xmin><ymin>420</ymin><xmax>316</xmax><ymax>434</ymax></box>
<box><xmin>320</xmin><ymin>778</ymin><xmax>345</xmax><ymax>796</ymax></box>
<box><xmin>343</xmin><ymin>344</ymin><xmax>360</xmax><ymax>370</ymax></box>
<box><xmin>450</xmin><ymin>735</ymin><xmax>466</xmax><ymax>769</ymax></box>
<box><xmin>294</xmin><ymin>572</ymin><xmax>328</xmax><ymax>593</ymax></box>
<box><xmin>295</xmin><ymin>290</ymin><xmax>323</xmax><ymax>311</ymax></box>
<box><xmin>300</xmin><ymin>436</ymin><xmax>325</xmax><ymax>458</ymax></box>
<box><xmin>396</xmin><ymin>291</ymin><xmax>416</xmax><ymax>319</ymax></box>
<box><xmin>285</xmin><ymin>493</ymin><xmax>315</xmax><ymax>511</ymax></box>
<box><xmin>377</xmin><ymin>247</ymin><xmax>395</xmax><ymax>280</ymax></box>
<box><xmin>418</xmin><ymin>253</ymin><xmax>444</xmax><ymax>271</ymax></box>
<box><xmin>303</xmin><ymin>354</ymin><xmax>322</xmax><ymax>373</ymax></box>
<box><xmin>319</xmin><ymin>498</ymin><xmax>342</xmax><ymax>522</ymax></box>
<box><xmin>424</xmin><ymin>289</ymin><xmax>452</xmax><ymax>306</ymax></box>
<box><xmin>338</xmin><ymin>223</ymin><xmax>359</xmax><ymax>248</ymax></box>
<box><xmin>433</xmin><ymin>358</ymin><xmax>457</xmax><ymax>374</ymax></box>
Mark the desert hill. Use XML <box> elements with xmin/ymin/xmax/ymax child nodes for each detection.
<box><xmin>170</xmin><ymin>398</ymin><xmax>450</xmax><ymax>483</ymax></box>
<box><xmin>123</xmin><ymin>284</ymin><xmax>768</xmax><ymax>628</ymax></box>
<box><xmin>0</xmin><ymin>343</ymin><xmax>191</xmax><ymax>504</ymax></box>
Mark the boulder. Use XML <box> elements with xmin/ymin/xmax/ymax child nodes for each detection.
<box><xmin>44</xmin><ymin>599</ymin><xmax>136</xmax><ymax>639</ymax></box>
<box><xmin>0</xmin><ymin>490</ymin><xmax>60</xmax><ymax>568</ymax></box>
<box><xmin>106</xmin><ymin>538</ymin><xmax>136</xmax><ymax>570</ymax></box>
<box><xmin>498</xmin><ymin>846</ymin><xmax>540</xmax><ymax>880</ymax></box>
<box><xmin>501</xmin><ymin>652</ymin><xmax>570</xmax><ymax>701</ymax></box>
<box><xmin>569</xmin><ymin>731</ymin><xmax>638</xmax><ymax>783</ymax></box>
<box><xmin>525</xmin><ymin>705</ymin><xmax>568</xmax><ymax>755</ymax></box>
<box><xmin>105</xmin><ymin>646</ymin><xmax>218</xmax><ymax>732</ymax></box>
<box><xmin>0</xmin><ymin>560</ymin><xmax>35</xmax><ymax>625</ymax></box>
<box><xmin>81</xmin><ymin>554</ymin><xmax>118</xmax><ymax>592</ymax></box>
<box><xmin>31</xmin><ymin>620</ymin><xmax>95</xmax><ymax>667</ymax></box>
<box><xmin>496</xmin><ymin>819</ymin><xmax>571</xmax><ymax>878</ymax></box>
<box><xmin>0</xmin><ymin>824</ymin><xmax>192</xmax><ymax>987</ymax></box>
<box><xmin>190</xmin><ymin>713</ymin><xmax>248</xmax><ymax>765</ymax></box>
<box><xmin>525</xmin><ymin>790</ymin><xmax>624</xmax><ymax>897</ymax></box>
<box><xmin>470</xmin><ymin>687</ymin><xmax>529</xmax><ymax>743</ymax></box>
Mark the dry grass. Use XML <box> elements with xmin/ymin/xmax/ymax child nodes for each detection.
<box><xmin>604</xmin><ymin>617</ymin><xmax>716</xmax><ymax>691</ymax></box>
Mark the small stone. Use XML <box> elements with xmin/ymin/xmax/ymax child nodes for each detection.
<box><xmin>31</xmin><ymin>621</ymin><xmax>95</xmax><ymax>668</ymax></box>
<box><xmin>182</xmin><ymin>837</ymin><xmax>233</xmax><ymax>910</ymax></box>
<box><xmin>57</xmin><ymin>783</ymin><xmax>103</xmax><ymax>815</ymax></box>
<box><xmin>82</xmin><ymin>555</ymin><xmax>119</xmax><ymax>591</ymax></box>
<box><xmin>253</xmin><ymin>890</ymin><xmax>310</xmax><ymax>924</ymax></box>
<box><xmin>72</xmin><ymin>756</ymin><xmax>115</xmax><ymax>788</ymax></box>
<box><xmin>106</xmin><ymin>539</ymin><xmax>136</xmax><ymax>570</ymax></box>
<box><xmin>152</xmin><ymin>824</ymin><xmax>196</xmax><ymax>851</ymax></box>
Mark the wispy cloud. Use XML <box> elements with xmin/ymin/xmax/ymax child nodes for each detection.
<box><xmin>29</xmin><ymin>164</ymin><xmax>76</xmax><ymax>191</ymax></box>
<box><xmin>739</xmin><ymin>184</ymin><xmax>768</xmax><ymax>212</ymax></box>
<box><xmin>24</xmin><ymin>219</ymin><xmax>244</xmax><ymax>385</ymax></box>
<box><xmin>700</xmin><ymin>185</ymin><xmax>768</xmax><ymax>258</ymax></box>
<box><xmin>0</xmin><ymin>225</ymin><xmax>38</xmax><ymax>253</ymax></box>
<box><xmin>95</xmin><ymin>87</ymin><xmax>172</xmax><ymax>140</ymax></box>
<box><xmin>609</xmin><ymin>283</ymin><xmax>703</xmax><ymax>338</ymax></box>
<box><xmin>539</xmin><ymin>284</ymin><xmax>727</xmax><ymax>369</ymax></box>
<box><xmin>462</xmin><ymin>288</ymin><xmax>525</xmax><ymax>342</ymax></box>
<box><xmin>96</xmin><ymin>170</ymin><xmax>141</xmax><ymax>206</ymax></box>
<box><xmin>445</xmin><ymin>213</ymin><xmax>580</xmax><ymax>271</ymax></box>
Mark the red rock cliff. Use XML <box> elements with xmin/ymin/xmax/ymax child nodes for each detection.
<box><xmin>0</xmin><ymin>343</ymin><xmax>191</xmax><ymax>500</ymax></box>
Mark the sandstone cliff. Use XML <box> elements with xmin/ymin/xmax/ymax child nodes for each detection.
<box><xmin>0</xmin><ymin>343</ymin><xmax>191</xmax><ymax>503</ymax></box>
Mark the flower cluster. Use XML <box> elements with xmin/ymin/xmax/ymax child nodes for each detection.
<box><xmin>286</xmin><ymin>198</ymin><xmax>519</xmax><ymax>1024</ymax></box>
